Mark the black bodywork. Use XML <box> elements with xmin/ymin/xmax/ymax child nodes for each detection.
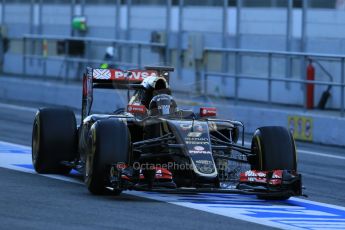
<box><xmin>73</xmin><ymin>66</ymin><xmax>302</xmax><ymax>197</ymax></box>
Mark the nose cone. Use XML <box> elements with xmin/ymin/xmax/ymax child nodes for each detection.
<box><xmin>168</xmin><ymin>120</ymin><xmax>218</xmax><ymax>180</ymax></box>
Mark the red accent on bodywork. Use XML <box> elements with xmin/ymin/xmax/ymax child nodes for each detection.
<box><xmin>269</xmin><ymin>170</ymin><xmax>284</xmax><ymax>185</ymax></box>
<box><xmin>120</xmin><ymin>167</ymin><xmax>173</xmax><ymax>181</ymax></box>
<box><xmin>82</xmin><ymin>74</ymin><xmax>87</xmax><ymax>97</ymax></box>
<box><xmin>200</xmin><ymin>107</ymin><xmax>217</xmax><ymax>117</ymax></box>
<box><xmin>240</xmin><ymin>170</ymin><xmax>284</xmax><ymax>185</ymax></box>
<box><xmin>154</xmin><ymin>167</ymin><xmax>173</xmax><ymax>180</ymax></box>
<box><xmin>127</xmin><ymin>105</ymin><xmax>147</xmax><ymax>115</ymax></box>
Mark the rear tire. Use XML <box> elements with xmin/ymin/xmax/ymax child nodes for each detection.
<box><xmin>32</xmin><ymin>108</ymin><xmax>77</xmax><ymax>174</ymax></box>
<box><xmin>251</xmin><ymin>126</ymin><xmax>297</xmax><ymax>200</ymax></box>
<box><xmin>85</xmin><ymin>119</ymin><xmax>130</xmax><ymax>195</ymax></box>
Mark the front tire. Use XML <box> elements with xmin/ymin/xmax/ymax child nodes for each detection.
<box><xmin>251</xmin><ymin>126</ymin><xmax>297</xmax><ymax>200</ymax></box>
<box><xmin>85</xmin><ymin>119</ymin><xmax>131</xmax><ymax>195</ymax></box>
<box><xmin>32</xmin><ymin>108</ymin><xmax>77</xmax><ymax>174</ymax></box>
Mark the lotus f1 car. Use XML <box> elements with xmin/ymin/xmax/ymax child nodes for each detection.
<box><xmin>32</xmin><ymin>66</ymin><xmax>303</xmax><ymax>200</ymax></box>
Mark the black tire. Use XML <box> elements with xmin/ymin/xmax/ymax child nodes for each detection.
<box><xmin>32</xmin><ymin>108</ymin><xmax>77</xmax><ymax>174</ymax></box>
<box><xmin>85</xmin><ymin>119</ymin><xmax>130</xmax><ymax>195</ymax></box>
<box><xmin>251</xmin><ymin>126</ymin><xmax>297</xmax><ymax>200</ymax></box>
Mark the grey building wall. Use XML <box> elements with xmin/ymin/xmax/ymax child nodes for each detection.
<box><xmin>2</xmin><ymin>3</ymin><xmax>345</xmax><ymax>110</ymax></box>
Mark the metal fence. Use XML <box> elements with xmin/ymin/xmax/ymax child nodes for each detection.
<box><xmin>2</xmin><ymin>0</ymin><xmax>344</xmax><ymax>76</ymax></box>
<box><xmin>22</xmin><ymin>34</ymin><xmax>345</xmax><ymax>116</ymax></box>
<box><xmin>2</xmin><ymin>0</ymin><xmax>345</xmax><ymax>117</ymax></box>
<box><xmin>22</xmin><ymin>34</ymin><xmax>166</xmax><ymax>80</ymax></box>
<box><xmin>203</xmin><ymin>47</ymin><xmax>345</xmax><ymax>116</ymax></box>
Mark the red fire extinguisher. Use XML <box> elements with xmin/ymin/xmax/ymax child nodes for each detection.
<box><xmin>306</xmin><ymin>59</ymin><xmax>315</xmax><ymax>109</ymax></box>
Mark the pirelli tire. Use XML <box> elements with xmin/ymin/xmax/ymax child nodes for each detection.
<box><xmin>251</xmin><ymin>126</ymin><xmax>297</xmax><ymax>200</ymax></box>
<box><xmin>85</xmin><ymin>119</ymin><xmax>131</xmax><ymax>195</ymax></box>
<box><xmin>32</xmin><ymin>108</ymin><xmax>77</xmax><ymax>174</ymax></box>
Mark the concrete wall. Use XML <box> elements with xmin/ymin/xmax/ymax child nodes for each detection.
<box><xmin>1</xmin><ymin>76</ymin><xmax>344</xmax><ymax>147</ymax></box>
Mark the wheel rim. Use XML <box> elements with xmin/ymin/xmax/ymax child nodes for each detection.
<box><xmin>32</xmin><ymin>119</ymin><xmax>40</xmax><ymax>165</ymax></box>
<box><xmin>85</xmin><ymin>153</ymin><xmax>93</xmax><ymax>183</ymax></box>
<box><xmin>251</xmin><ymin>132</ymin><xmax>263</xmax><ymax>170</ymax></box>
<box><xmin>85</xmin><ymin>129</ymin><xmax>96</xmax><ymax>185</ymax></box>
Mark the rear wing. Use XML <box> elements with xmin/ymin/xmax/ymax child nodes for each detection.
<box><xmin>92</xmin><ymin>68</ymin><xmax>157</xmax><ymax>87</ymax></box>
<box><xmin>81</xmin><ymin>66</ymin><xmax>174</xmax><ymax>121</ymax></box>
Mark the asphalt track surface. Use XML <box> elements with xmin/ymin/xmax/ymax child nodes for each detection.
<box><xmin>0</xmin><ymin>102</ymin><xmax>344</xmax><ymax>229</ymax></box>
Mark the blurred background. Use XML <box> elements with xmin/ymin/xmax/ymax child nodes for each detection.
<box><xmin>1</xmin><ymin>0</ymin><xmax>345</xmax><ymax>145</ymax></box>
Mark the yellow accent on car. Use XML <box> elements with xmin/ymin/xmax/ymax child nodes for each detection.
<box><xmin>255</xmin><ymin>135</ymin><xmax>263</xmax><ymax>170</ymax></box>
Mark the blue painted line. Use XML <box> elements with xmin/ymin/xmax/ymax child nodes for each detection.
<box><xmin>9</xmin><ymin>149</ymin><xmax>30</xmax><ymax>154</ymax></box>
<box><xmin>14</xmin><ymin>164</ymin><xmax>81</xmax><ymax>176</ymax></box>
<box><xmin>180</xmin><ymin>195</ymin><xmax>345</xmax><ymax>218</ymax></box>
<box><xmin>207</xmin><ymin>206</ymin><xmax>342</xmax><ymax>219</ymax></box>
<box><xmin>0</xmin><ymin>142</ymin><xmax>31</xmax><ymax>154</ymax></box>
<box><xmin>0</xmin><ymin>148</ymin><xmax>30</xmax><ymax>154</ymax></box>
<box><xmin>178</xmin><ymin>200</ymin><xmax>267</xmax><ymax>205</ymax></box>
<box><xmin>171</xmin><ymin>192</ymin><xmax>345</xmax><ymax>228</ymax></box>
<box><xmin>285</xmin><ymin>200</ymin><xmax>345</xmax><ymax>218</ymax></box>
<box><xmin>14</xmin><ymin>164</ymin><xmax>34</xmax><ymax>170</ymax></box>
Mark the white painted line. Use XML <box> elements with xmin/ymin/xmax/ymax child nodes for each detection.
<box><xmin>0</xmin><ymin>102</ymin><xmax>37</xmax><ymax>112</ymax></box>
<box><xmin>2</xmin><ymin>164</ymin><xmax>83</xmax><ymax>185</ymax></box>
<box><xmin>0</xmin><ymin>102</ymin><xmax>82</xmax><ymax>119</ymax></box>
<box><xmin>243</xmin><ymin>141</ymin><xmax>345</xmax><ymax>161</ymax></box>
<box><xmin>298</xmin><ymin>149</ymin><xmax>345</xmax><ymax>161</ymax></box>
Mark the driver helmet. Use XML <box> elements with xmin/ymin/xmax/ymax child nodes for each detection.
<box><xmin>149</xmin><ymin>94</ymin><xmax>177</xmax><ymax>116</ymax></box>
<box><xmin>141</xmin><ymin>77</ymin><xmax>170</xmax><ymax>108</ymax></box>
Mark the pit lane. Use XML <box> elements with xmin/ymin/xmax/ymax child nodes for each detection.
<box><xmin>0</xmin><ymin>102</ymin><xmax>344</xmax><ymax>229</ymax></box>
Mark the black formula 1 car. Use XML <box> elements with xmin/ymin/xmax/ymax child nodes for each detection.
<box><xmin>32</xmin><ymin>66</ymin><xmax>302</xmax><ymax>200</ymax></box>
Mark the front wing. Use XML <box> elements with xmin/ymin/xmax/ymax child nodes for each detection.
<box><xmin>107</xmin><ymin>165</ymin><xmax>303</xmax><ymax>197</ymax></box>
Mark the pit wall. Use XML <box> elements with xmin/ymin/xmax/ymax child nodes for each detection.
<box><xmin>1</xmin><ymin>75</ymin><xmax>344</xmax><ymax>147</ymax></box>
